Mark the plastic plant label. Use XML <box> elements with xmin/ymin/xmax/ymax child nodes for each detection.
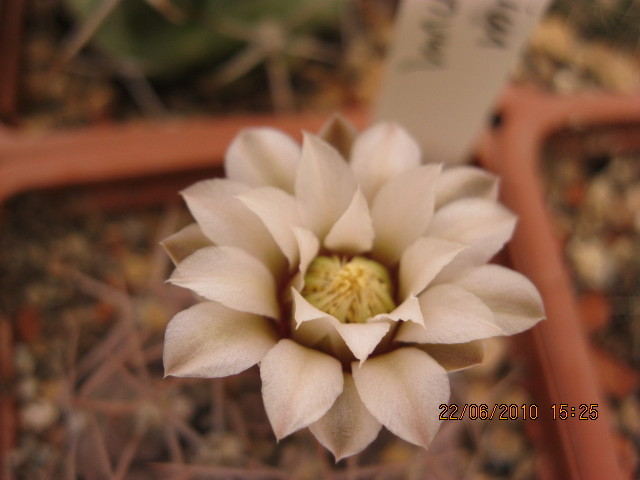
<box><xmin>375</xmin><ymin>0</ymin><xmax>550</xmax><ymax>164</ymax></box>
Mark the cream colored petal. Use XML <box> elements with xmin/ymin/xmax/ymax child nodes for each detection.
<box><xmin>350</xmin><ymin>122</ymin><xmax>422</xmax><ymax>201</ymax></box>
<box><xmin>371</xmin><ymin>164</ymin><xmax>441</xmax><ymax>265</ymax></box>
<box><xmin>292</xmin><ymin>317</ymin><xmax>354</xmax><ymax>363</ymax></box>
<box><xmin>352</xmin><ymin>348</ymin><xmax>449</xmax><ymax>448</ymax></box>
<box><xmin>324</xmin><ymin>188</ymin><xmax>374</xmax><ymax>255</ymax></box>
<box><xmin>295</xmin><ymin>133</ymin><xmax>357</xmax><ymax>239</ymax></box>
<box><xmin>290</xmin><ymin>290</ymin><xmax>352</xmax><ymax>357</ymax></box>
<box><xmin>290</xmin><ymin>227</ymin><xmax>321</xmax><ymax>291</ymax></box>
<box><xmin>163</xmin><ymin>301</ymin><xmax>277</xmax><ymax>378</ymax></box>
<box><xmin>435</xmin><ymin>166</ymin><xmax>499</xmax><ymax>210</ymax></box>
<box><xmin>428</xmin><ymin>198</ymin><xmax>516</xmax><ymax>282</ymax></box>
<box><xmin>309</xmin><ymin>374</ymin><xmax>382</xmax><ymax>461</ymax></box>
<box><xmin>428</xmin><ymin>198</ymin><xmax>516</xmax><ymax>252</ymax></box>
<box><xmin>291</xmin><ymin>290</ymin><xmax>389</xmax><ymax>362</ymax></box>
<box><xmin>371</xmin><ymin>294</ymin><xmax>424</xmax><ymax>326</ymax></box>
<box><xmin>318</xmin><ymin>113</ymin><xmax>358</xmax><ymax>159</ymax></box>
<box><xmin>292</xmin><ymin>288</ymin><xmax>335</xmax><ymax>326</ymax></box>
<box><xmin>260</xmin><ymin>339</ymin><xmax>343</xmax><ymax>439</ymax></box>
<box><xmin>294</xmin><ymin>227</ymin><xmax>320</xmax><ymax>278</ymax></box>
<box><xmin>181</xmin><ymin>179</ymin><xmax>285</xmax><ymax>275</ymax></box>
<box><xmin>454</xmin><ymin>265</ymin><xmax>545</xmax><ymax>334</ymax></box>
<box><xmin>237</xmin><ymin>186</ymin><xmax>301</xmax><ymax>267</ymax></box>
<box><xmin>396</xmin><ymin>284</ymin><xmax>498</xmax><ymax>344</ymax></box>
<box><xmin>399</xmin><ymin>237</ymin><xmax>467</xmax><ymax>299</ymax></box>
<box><xmin>293</xmin><ymin>315</ymin><xmax>340</xmax><ymax>349</ymax></box>
<box><xmin>225</xmin><ymin>127</ymin><xmax>300</xmax><ymax>193</ymax></box>
<box><xmin>416</xmin><ymin>341</ymin><xmax>484</xmax><ymax>372</ymax></box>
<box><xmin>334</xmin><ymin>322</ymin><xmax>390</xmax><ymax>363</ymax></box>
<box><xmin>169</xmin><ymin>246</ymin><xmax>279</xmax><ymax>319</ymax></box>
<box><xmin>161</xmin><ymin>223</ymin><xmax>212</xmax><ymax>266</ymax></box>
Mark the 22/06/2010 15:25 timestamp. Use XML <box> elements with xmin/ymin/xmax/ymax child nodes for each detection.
<box><xmin>439</xmin><ymin>403</ymin><xmax>599</xmax><ymax>420</ymax></box>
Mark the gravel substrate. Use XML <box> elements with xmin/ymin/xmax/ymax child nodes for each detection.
<box><xmin>2</xmin><ymin>185</ymin><xmax>539</xmax><ymax>480</ymax></box>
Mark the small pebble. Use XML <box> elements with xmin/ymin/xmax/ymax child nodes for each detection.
<box><xmin>482</xmin><ymin>424</ymin><xmax>527</xmax><ymax>476</ymax></box>
<box><xmin>168</xmin><ymin>391</ymin><xmax>196</xmax><ymax>420</ymax></box>
<box><xmin>194</xmin><ymin>431</ymin><xmax>246</xmax><ymax>466</ymax></box>
<box><xmin>20</xmin><ymin>400</ymin><xmax>60</xmax><ymax>432</ymax></box>
<box><xmin>566</xmin><ymin>238</ymin><xmax>615</xmax><ymax>290</ymax></box>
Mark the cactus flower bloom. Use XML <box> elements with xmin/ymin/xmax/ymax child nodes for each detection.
<box><xmin>162</xmin><ymin>116</ymin><xmax>544</xmax><ymax>460</ymax></box>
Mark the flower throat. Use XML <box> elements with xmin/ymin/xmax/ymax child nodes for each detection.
<box><xmin>302</xmin><ymin>255</ymin><xmax>396</xmax><ymax>324</ymax></box>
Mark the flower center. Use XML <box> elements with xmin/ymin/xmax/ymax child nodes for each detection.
<box><xmin>301</xmin><ymin>255</ymin><xmax>396</xmax><ymax>324</ymax></box>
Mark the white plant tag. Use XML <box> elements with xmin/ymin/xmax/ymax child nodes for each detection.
<box><xmin>375</xmin><ymin>0</ymin><xmax>550</xmax><ymax>164</ymax></box>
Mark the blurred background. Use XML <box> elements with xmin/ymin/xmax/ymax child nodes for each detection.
<box><xmin>4</xmin><ymin>0</ymin><xmax>639</xmax><ymax>126</ymax></box>
<box><xmin>1</xmin><ymin>0</ymin><xmax>640</xmax><ymax>479</ymax></box>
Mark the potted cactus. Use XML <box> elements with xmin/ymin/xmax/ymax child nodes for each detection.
<box><xmin>2</xmin><ymin>2</ymin><xmax>640</xmax><ymax>479</ymax></box>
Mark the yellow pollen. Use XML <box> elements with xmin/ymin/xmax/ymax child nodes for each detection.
<box><xmin>301</xmin><ymin>255</ymin><xmax>396</xmax><ymax>324</ymax></box>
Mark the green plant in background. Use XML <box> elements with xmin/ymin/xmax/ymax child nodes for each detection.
<box><xmin>62</xmin><ymin>0</ymin><xmax>345</xmax><ymax>111</ymax></box>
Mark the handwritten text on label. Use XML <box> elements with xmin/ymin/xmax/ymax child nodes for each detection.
<box><xmin>400</xmin><ymin>0</ymin><xmax>457</xmax><ymax>71</ymax></box>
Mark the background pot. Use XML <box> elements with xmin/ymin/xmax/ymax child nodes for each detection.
<box><xmin>478</xmin><ymin>85</ymin><xmax>640</xmax><ymax>480</ymax></box>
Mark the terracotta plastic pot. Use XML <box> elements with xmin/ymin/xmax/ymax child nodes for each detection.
<box><xmin>477</xmin><ymin>85</ymin><xmax>640</xmax><ymax>480</ymax></box>
<box><xmin>0</xmin><ymin>109</ymin><xmax>369</xmax><ymax>204</ymax></box>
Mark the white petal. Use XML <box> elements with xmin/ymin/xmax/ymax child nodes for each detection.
<box><xmin>163</xmin><ymin>302</ymin><xmax>277</xmax><ymax>378</ymax></box>
<box><xmin>435</xmin><ymin>166</ymin><xmax>499</xmax><ymax>210</ymax></box>
<box><xmin>396</xmin><ymin>284</ymin><xmax>498</xmax><ymax>344</ymax></box>
<box><xmin>318</xmin><ymin>113</ymin><xmax>358</xmax><ymax>159</ymax></box>
<box><xmin>324</xmin><ymin>188</ymin><xmax>374</xmax><ymax>255</ymax></box>
<box><xmin>399</xmin><ymin>237</ymin><xmax>467</xmax><ymax>299</ymax></box>
<box><xmin>295</xmin><ymin>133</ymin><xmax>357</xmax><ymax>239</ymax></box>
<box><xmin>237</xmin><ymin>186</ymin><xmax>301</xmax><ymax>267</ymax></box>
<box><xmin>290</xmin><ymin>290</ymin><xmax>351</xmax><ymax>356</ymax></box>
<box><xmin>292</xmin><ymin>318</ymin><xmax>353</xmax><ymax>362</ymax></box>
<box><xmin>260</xmin><ymin>339</ymin><xmax>343</xmax><ymax>439</ymax></box>
<box><xmin>428</xmin><ymin>198</ymin><xmax>517</xmax><ymax>282</ymax></box>
<box><xmin>181</xmin><ymin>179</ymin><xmax>285</xmax><ymax>275</ymax></box>
<box><xmin>428</xmin><ymin>198</ymin><xmax>516</xmax><ymax>249</ymax></box>
<box><xmin>453</xmin><ymin>265</ymin><xmax>545</xmax><ymax>334</ymax></box>
<box><xmin>292</xmin><ymin>290</ymin><xmax>389</xmax><ymax>362</ymax></box>
<box><xmin>292</xmin><ymin>288</ymin><xmax>335</xmax><ymax>326</ymax></box>
<box><xmin>225</xmin><ymin>127</ymin><xmax>300</xmax><ymax>193</ymax></box>
<box><xmin>371</xmin><ymin>165</ymin><xmax>441</xmax><ymax>265</ymax></box>
<box><xmin>352</xmin><ymin>348</ymin><xmax>449</xmax><ymax>448</ymax></box>
<box><xmin>169</xmin><ymin>246</ymin><xmax>279</xmax><ymax>318</ymax></box>
<box><xmin>350</xmin><ymin>123</ymin><xmax>422</xmax><ymax>201</ymax></box>
<box><xmin>334</xmin><ymin>322</ymin><xmax>390</xmax><ymax>363</ymax></box>
<box><xmin>309</xmin><ymin>374</ymin><xmax>382</xmax><ymax>461</ymax></box>
<box><xmin>290</xmin><ymin>227</ymin><xmax>321</xmax><ymax>291</ymax></box>
<box><xmin>161</xmin><ymin>223</ymin><xmax>212</xmax><ymax>266</ymax></box>
<box><xmin>371</xmin><ymin>294</ymin><xmax>424</xmax><ymax>326</ymax></box>
<box><xmin>294</xmin><ymin>227</ymin><xmax>320</xmax><ymax>278</ymax></box>
<box><xmin>417</xmin><ymin>341</ymin><xmax>484</xmax><ymax>372</ymax></box>
<box><xmin>293</xmin><ymin>315</ymin><xmax>341</xmax><ymax>349</ymax></box>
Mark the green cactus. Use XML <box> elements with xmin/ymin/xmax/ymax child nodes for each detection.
<box><xmin>63</xmin><ymin>0</ymin><xmax>344</xmax><ymax>78</ymax></box>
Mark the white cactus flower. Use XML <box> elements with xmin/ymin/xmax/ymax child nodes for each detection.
<box><xmin>162</xmin><ymin>116</ymin><xmax>545</xmax><ymax>460</ymax></box>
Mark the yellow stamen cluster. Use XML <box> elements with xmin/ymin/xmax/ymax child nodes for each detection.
<box><xmin>302</xmin><ymin>255</ymin><xmax>396</xmax><ymax>324</ymax></box>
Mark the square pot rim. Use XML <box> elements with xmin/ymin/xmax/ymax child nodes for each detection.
<box><xmin>477</xmin><ymin>84</ymin><xmax>640</xmax><ymax>480</ymax></box>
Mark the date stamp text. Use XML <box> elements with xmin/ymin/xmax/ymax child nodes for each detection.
<box><xmin>439</xmin><ymin>403</ymin><xmax>599</xmax><ymax>421</ymax></box>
